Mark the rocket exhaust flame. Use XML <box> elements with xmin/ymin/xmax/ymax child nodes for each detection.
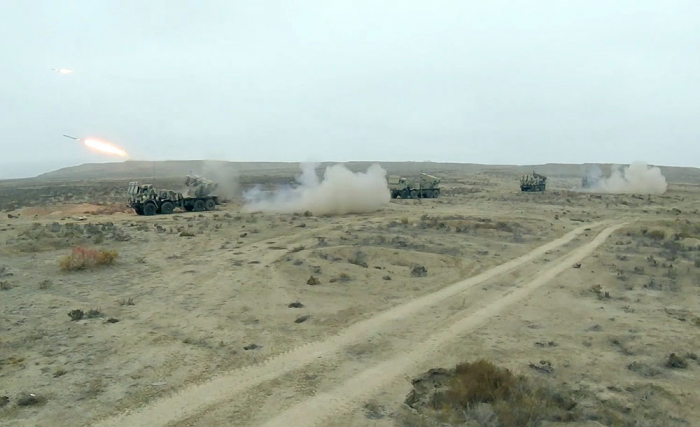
<box><xmin>83</xmin><ymin>138</ymin><xmax>128</xmax><ymax>157</ymax></box>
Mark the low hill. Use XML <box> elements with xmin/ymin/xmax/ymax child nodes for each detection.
<box><xmin>34</xmin><ymin>160</ymin><xmax>700</xmax><ymax>184</ymax></box>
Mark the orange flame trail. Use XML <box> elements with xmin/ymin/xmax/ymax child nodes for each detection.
<box><xmin>83</xmin><ymin>138</ymin><xmax>128</xmax><ymax>158</ymax></box>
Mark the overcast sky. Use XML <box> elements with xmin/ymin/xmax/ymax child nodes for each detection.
<box><xmin>1</xmin><ymin>0</ymin><xmax>698</xmax><ymax>178</ymax></box>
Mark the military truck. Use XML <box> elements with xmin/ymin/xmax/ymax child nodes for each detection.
<box><xmin>388</xmin><ymin>173</ymin><xmax>441</xmax><ymax>199</ymax></box>
<box><xmin>127</xmin><ymin>175</ymin><xmax>220</xmax><ymax>215</ymax></box>
<box><xmin>520</xmin><ymin>171</ymin><xmax>547</xmax><ymax>192</ymax></box>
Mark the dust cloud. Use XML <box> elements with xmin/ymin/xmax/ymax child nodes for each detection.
<box><xmin>243</xmin><ymin>163</ymin><xmax>391</xmax><ymax>215</ymax></box>
<box><xmin>198</xmin><ymin>160</ymin><xmax>239</xmax><ymax>200</ymax></box>
<box><xmin>584</xmin><ymin>162</ymin><xmax>667</xmax><ymax>194</ymax></box>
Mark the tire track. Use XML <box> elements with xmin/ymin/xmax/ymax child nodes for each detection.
<box><xmin>90</xmin><ymin>221</ymin><xmax>608</xmax><ymax>427</ymax></box>
<box><xmin>259</xmin><ymin>222</ymin><xmax>626</xmax><ymax>427</ymax></box>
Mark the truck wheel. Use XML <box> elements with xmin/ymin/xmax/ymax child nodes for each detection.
<box><xmin>400</xmin><ymin>190</ymin><xmax>409</xmax><ymax>199</ymax></box>
<box><xmin>434</xmin><ymin>189</ymin><xmax>440</xmax><ymax>198</ymax></box>
<box><xmin>410</xmin><ymin>190</ymin><xmax>418</xmax><ymax>199</ymax></box>
<box><xmin>194</xmin><ymin>200</ymin><xmax>205</xmax><ymax>212</ymax></box>
<box><xmin>204</xmin><ymin>199</ymin><xmax>216</xmax><ymax>211</ymax></box>
<box><xmin>134</xmin><ymin>207</ymin><xmax>144</xmax><ymax>215</ymax></box>
<box><xmin>184</xmin><ymin>205</ymin><xmax>194</xmax><ymax>212</ymax></box>
<box><xmin>143</xmin><ymin>203</ymin><xmax>157</xmax><ymax>216</ymax></box>
<box><xmin>160</xmin><ymin>202</ymin><xmax>174</xmax><ymax>215</ymax></box>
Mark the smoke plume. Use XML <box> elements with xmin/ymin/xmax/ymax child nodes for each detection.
<box><xmin>243</xmin><ymin>163</ymin><xmax>391</xmax><ymax>215</ymax></box>
<box><xmin>199</xmin><ymin>160</ymin><xmax>239</xmax><ymax>200</ymax></box>
<box><xmin>584</xmin><ymin>162</ymin><xmax>667</xmax><ymax>194</ymax></box>
<box><xmin>582</xmin><ymin>164</ymin><xmax>603</xmax><ymax>187</ymax></box>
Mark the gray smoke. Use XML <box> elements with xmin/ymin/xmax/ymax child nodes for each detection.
<box><xmin>199</xmin><ymin>160</ymin><xmax>239</xmax><ymax>200</ymax></box>
<box><xmin>584</xmin><ymin>162</ymin><xmax>667</xmax><ymax>194</ymax></box>
<box><xmin>243</xmin><ymin>163</ymin><xmax>391</xmax><ymax>215</ymax></box>
<box><xmin>582</xmin><ymin>164</ymin><xmax>603</xmax><ymax>187</ymax></box>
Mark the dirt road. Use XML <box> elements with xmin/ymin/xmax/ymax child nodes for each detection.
<box><xmin>259</xmin><ymin>222</ymin><xmax>626</xmax><ymax>427</ymax></box>
<box><xmin>91</xmin><ymin>221</ymin><xmax>618</xmax><ymax>427</ymax></box>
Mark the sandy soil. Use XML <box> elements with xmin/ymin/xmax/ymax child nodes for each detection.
<box><xmin>1</xmin><ymin>167</ymin><xmax>699</xmax><ymax>427</ymax></box>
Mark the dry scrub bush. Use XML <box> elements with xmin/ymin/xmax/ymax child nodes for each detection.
<box><xmin>59</xmin><ymin>247</ymin><xmax>119</xmax><ymax>271</ymax></box>
<box><xmin>448</xmin><ymin>360</ymin><xmax>577</xmax><ymax>426</ymax></box>
<box><xmin>405</xmin><ymin>360</ymin><xmax>578</xmax><ymax>427</ymax></box>
<box><xmin>403</xmin><ymin>359</ymin><xmax>686</xmax><ymax>427</ymax></box>
<box><xmin>646</xmin><ymin>229</ymin><xmax>666</xmax><ymax>240</ymax></box>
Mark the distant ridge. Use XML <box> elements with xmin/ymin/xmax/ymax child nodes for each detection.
<box><xmin>34</xmin><ymin>160</ymin><xmax>700</xmax><ymax>184</ymax></box>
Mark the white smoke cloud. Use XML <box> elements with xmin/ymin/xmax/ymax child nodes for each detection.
<box><xmin>582</xmin><ymin>164</ymin><xmax>603</xmax><ymax>187</ymax></box>
<box><xmin>243</xmin><ymin>163</ymin><xmax>391</xmax><ymax>215</ymax></box>
<box><xmin>584</xmin><ymin>162</ymin><xmax>667</xmax><ymax>194</ymax></box>
<box><xmin>199</xmin><ymin>160</ymin><xmax>239</xmax><ymax>200</ymax></box>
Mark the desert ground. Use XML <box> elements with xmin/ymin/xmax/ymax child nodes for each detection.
<box><xmin>1</xmin><ymin>162</ymin><xmax>699</xmax><ymax>427</ymax></box>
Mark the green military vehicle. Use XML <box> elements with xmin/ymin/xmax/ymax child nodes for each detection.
<box><xmin>520</xmin><ymin>171</ymin><xmax>547</xmax><ymax>192</ymax></box>
<box><xmin>388</xmin><ymin>173</ymin><xmax>441</xmax><ymax>199</ymax></box>
<box><xmin>127</xmin><ymin>175</ymin><xmax>220</xmax><ymax>215</ymax></box>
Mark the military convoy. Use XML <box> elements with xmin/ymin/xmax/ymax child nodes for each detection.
<box><xmin>388</xmin><ymin>173</ymin><xmax>441</xmax><ymax>199</ymax></box>
<box><xmin>126</xmin><ymin>167</ymin><xmax>550</xmax><ymax>216</ymax></box>
<box><xmin>127</xmin><ymin>175</ymin><xmax>220</xmax><ymax>215</ymax></box>
<box><xmin>519</xmin><ymin>171</ymin><xmax>547</xmax><ymax>192</ymax></box>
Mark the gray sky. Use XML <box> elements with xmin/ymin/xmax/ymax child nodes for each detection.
<box><xmin>1</xmin><ymin>0</ymin><xmax>699</xmax><ymax>178</ymax></box>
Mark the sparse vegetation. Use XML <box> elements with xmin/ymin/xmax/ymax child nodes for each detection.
<box><xmin>59</xmin><ymin>247</ymin><xmax>119</xmax><ymax>271</ymax></box>
<box><xmin>84</xmin><ymin>379</ymin><xmax>105</xmax><ymax>398</ymax></box>
<box><xmin>68</xmin><ymin>309</ymin><xmax>84</xmax><ymax>321</ymax></box>
<box><xmin>404</xmin><ymin>360</ymin><xmax>577</xmax><ymax>427</ymax></box>
<box><xmin>16</xmin><ymin>392</ymin><xmax>45</xmax><ymax>407</ymax></box>
<box><xmin>12</xmin><ymin>221</ymin><xmax>130</xmax><ymax>253</ymax></box>
<box><xmin>628</xmin><ymin>361</ymin><xmax>662</xmax><ymax>377</ymax></box>
<box><xmin>647</xmin><ymin>229</ymin><xmax>666</xmax><ymax>240</ymax></box>
<box><xmin>411</xmin><ymin>265</ymin><xmax>428</xmax><ymax>277</ymax></box>
<box><xmin>348</xmin><ymin>251</ymin><xmax>369</xmax><ymax>268</ymax></box>
<box><xmin>182</xmin><ymin>336</ymin><xmax>210</xmax><ymax>347</ymax></box>
<box><xmin>666</xmin><ymin>353</ymin><xmax>688</xmax><ymax>369</ymax></box>
<box><xmin>2</xmin><ymin>173</ymin><xmax>699</xmax><ymax>427</ymax></box>
<box><xmin>86</xmin><ymin>308</ymin><xmax>103</xmax><ymax>319</ymax></box>
<box><xmin>336</xmin><ymin>273</ymin><xmax>352</xmax><ymax>282</ymax></box>
<box><xmin>118</xmin><ymin>297</ymin><xmax>135</xmax><ymax>306</ymax></box>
